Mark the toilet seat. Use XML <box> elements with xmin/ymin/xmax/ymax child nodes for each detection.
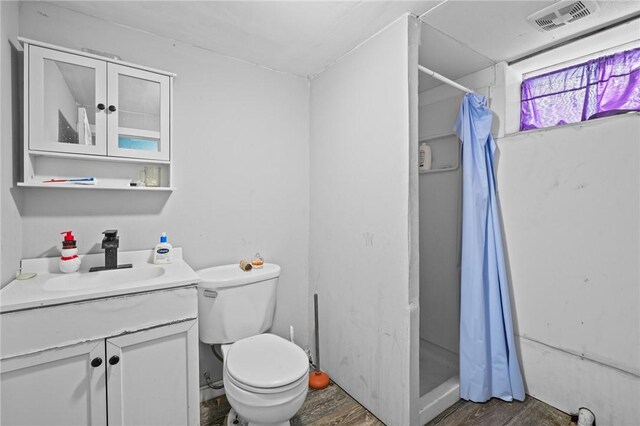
<box><xmin>225</xmin><ymin>334</ymin><xmax>309</xmax><ymax>390</ymax></box>
<box><xmin>225</xmin><ymin>365</ymin><xmax>308</xmax><ymax>395</ymax></box>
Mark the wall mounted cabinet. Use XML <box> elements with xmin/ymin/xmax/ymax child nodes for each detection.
<box><xmin>19</xmin><ymin>38</ymin><xmax>175</xmax><ymax>190</ymax></box>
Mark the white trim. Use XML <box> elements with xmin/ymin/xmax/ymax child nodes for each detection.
<box><xmin>418</xmin><ymin>376</ymin><xmax>460</xmax><ymax>425</ymax></box>
<box><xmin>417</xmin><ymin>0</ymin><xmax>450</xmax><ymax>20</ymax></box>
<box><xmin>18</xmin><ymin>37</ymin><xmax>176</xmax><ymax>77</ymax></box>
<box><xmin>23</xmin><ymin>43</ymin><xmax>33</xmax><ymax>181</ymax></box>
<box><xmin>169</xmin><ymin>76</ymin><xmax>174</xmax><ymax>188</ymax></box>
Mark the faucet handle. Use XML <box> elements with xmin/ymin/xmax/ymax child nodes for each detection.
<box><xmin>103</xmin><ymin>230</ymin><xmax>118</xmax><ymax>240</ymax></box>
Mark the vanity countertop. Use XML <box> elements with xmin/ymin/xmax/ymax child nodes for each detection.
<box><xmin>0</xmin><ymin>248</ymin><xmax>200</xmax><ymax>313</ymax></box>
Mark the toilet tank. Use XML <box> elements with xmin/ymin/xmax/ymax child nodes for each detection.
<box><xmin>197</xmin><ymin>263</ymin><xmax>280</xmax><ymax>344</ymax></box>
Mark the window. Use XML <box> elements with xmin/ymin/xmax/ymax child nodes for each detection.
<box><xmin>520</xmin><ymin>47</ymin><xmax>640</xmax><ymax>131</ymax></box>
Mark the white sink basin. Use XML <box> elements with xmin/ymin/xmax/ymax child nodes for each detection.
<box><xmin>43</xmin><ymin>267</ymin><xmax>166</xmax><ymax>292</ymax></box>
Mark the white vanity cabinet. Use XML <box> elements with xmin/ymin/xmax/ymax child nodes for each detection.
<box><xmin>0</xmin><ymin>286</ymin><xmax>199</xmax><ymax>426</ymax></box>
<box><xmin>20</xmin><ymin>38</ymin><xmax>174</xmax><ymax>190</ymax></box>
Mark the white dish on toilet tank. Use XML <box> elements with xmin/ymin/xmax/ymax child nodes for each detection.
<box><xmin>198</xmin><ymin>263</ymin><xmax>280</xmax><ymax>344</ymax></box>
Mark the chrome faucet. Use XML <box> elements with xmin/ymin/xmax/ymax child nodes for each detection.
<box><xmin>89</xmin><ymin>230</ymin><xmax>132</xmax><ymax>272</ymax></box>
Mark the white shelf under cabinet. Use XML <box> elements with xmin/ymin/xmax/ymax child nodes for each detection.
<box><xmin>23</xmin><ymin>156</ymin><xmax>172</xmax><ymax>190</ymax></box>
<box><xmin>17</xmin><ymin>182</ymin><xmax>174</xmax><ymax>191</ymax></box>
<box><xmin>28</xmin><ymin>150</ymin><xmax>171</xmax><ymax>164</ymax></box>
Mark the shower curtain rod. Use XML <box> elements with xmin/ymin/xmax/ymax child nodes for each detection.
<box><xmin>418</xmin><ymin>64</ymin><xmax>476</xmax><ymax>94</ymax></box>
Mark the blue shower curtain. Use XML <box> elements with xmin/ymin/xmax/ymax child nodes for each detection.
<box><xmin>454</xmin><ymin>93</ymin><xmax>525</xmax><ymax>402</ymax></box>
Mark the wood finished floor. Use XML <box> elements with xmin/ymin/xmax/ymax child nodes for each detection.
<box><xmin>201</xmin><ymin>382</ymin><xmax>572</xmax><ymax>426</ymax></box>
<box><xmin>426</xmin><ymin>397</ymin><xmax>572</xmax><ymax>426</ymax></box>
<box><xmin>201</xmin><ymin>381</ymin><xmax>382</xmax><ymax>426</ymax></box>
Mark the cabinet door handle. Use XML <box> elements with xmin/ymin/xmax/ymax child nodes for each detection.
<box><xmin>109</xmin><ymin>355</ymin><xmax>120</xmax><ymax>365</ymax></box>
<box><xmin>91</xmin><ymin>357</ymin><xmax>103</xmax><ymax>367</ymax></box>
<box><xmin>97</xmin><ymin>103</ymin><xmax>106</xmax><ymax>110</ymax></box>
<box><xmin>108</xmin><ymin>105</ymin><xmax>117</xmax><ymax>112</ymax></box>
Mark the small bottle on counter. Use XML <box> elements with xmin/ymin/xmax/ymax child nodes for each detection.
<box><xmin>153</xmin><ymin>232</ymin><xmax>173</xmax><ymax>264</ymax></box>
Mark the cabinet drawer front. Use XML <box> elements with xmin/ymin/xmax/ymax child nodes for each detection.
<box><xmin>1</xmin><ymin>286</ymin><xmax>196</xmax><ymax>359</ymax></box>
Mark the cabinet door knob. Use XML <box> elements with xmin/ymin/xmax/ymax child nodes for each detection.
<box><xmin>109</xmin><ymin>355</ymin><xmax>120</xmax><ymax>365</ymax></box>
<box><xmin>108</xmin><ymin>105</ymin><xmax>117</xmax><ymax>112</ymax></box>
<box><xmin>91</xmin><ymin>357</ymin><xmax>103</xmax><ymax>367</ymax></box>
<box><xmin>97</xmin><ymin>103</ymin><xmax>106</xmax><ymax>110</ymax></box>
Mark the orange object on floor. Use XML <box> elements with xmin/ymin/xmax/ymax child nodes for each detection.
<box><xmin>309</xmin><ymin>370</ymin><xmax>330</xmax><ymax>389</ymax></box>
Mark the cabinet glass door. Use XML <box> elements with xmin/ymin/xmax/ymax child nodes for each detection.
<box><xmin>107</xmin><ymin>64</ymin><xmax>170</xmax><ymax>161</ymax></box>
<box><xmin>29</xmin><ymin>46</ymin><xmax>107</xmax><ymax>155</ymax></box>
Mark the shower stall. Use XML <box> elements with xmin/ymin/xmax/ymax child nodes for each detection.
<box><xmin>415</xmin><ymin>21</ymin><xmax>486</xmax><ymax>423</ymax></box>
<box><xmin>417</xmin><ymin>128</ymin><xmax>463</xmax><ymax>422</ymax></box>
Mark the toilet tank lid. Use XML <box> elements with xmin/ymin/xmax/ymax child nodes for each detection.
<box><xmin>197</xmin><ymin>263</ymin><xmax>280</xmax><ymax>289</ymax></box>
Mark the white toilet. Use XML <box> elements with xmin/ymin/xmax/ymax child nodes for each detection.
<box><xmin>197</xmin><ymin>263</ymin><xmax>309</xmax><ymax>426</ymax></box>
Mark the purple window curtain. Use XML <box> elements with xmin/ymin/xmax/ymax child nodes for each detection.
<box><xmin>520</xmin><ymin>47</ymin><xmax>640</xmax><ymax>131</ymax></box>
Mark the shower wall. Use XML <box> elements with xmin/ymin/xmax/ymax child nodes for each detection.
<box><xmin>497</xmin><ymin>113</ymin><xmax>640</xmax><ymax>425</ymax></box>
<box><xmin>309</xmin><ymin>15</ymin><xmax>420</xmax><ymax>426</ymax></box>
<box><xmin>418</xmin><ymin>94</ymin><xmax>462</xmax><ymax>354</ymax></box>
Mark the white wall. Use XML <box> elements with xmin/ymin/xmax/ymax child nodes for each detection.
<box><xmin>495</xmin><ymin>23</ymin><xmax>640</xmax><ymax>423</ymax></box>
<box><xmin>0</xmin><ymin>0</ymin><xmax>22</xmax><ymax>287</ymax></box>
<box><xmin>309</xmin><ymin>15</ymin><xmax>419</xmax><ymax>425</ymax></box>
<box><xmin>15</xmin><ymin>1</ymin><xmax>310</xmax><ymax>386</ymax></box>
<box><xmin>497</xmin><ymin>114</ymin><xmax>640</xmax><ymax>425</ymax></box>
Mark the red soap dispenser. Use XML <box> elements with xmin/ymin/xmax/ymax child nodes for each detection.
<box><xmin>59</xmin><ymin>231</ymin><xmax>81</xmax><ymax>273</ymax></box>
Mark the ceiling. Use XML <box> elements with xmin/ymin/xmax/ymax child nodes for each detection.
<box><xmin>47</xmin><ymin>1</ymin><xmax>441</xmax><ymax>77</ymax></box>
<box><xmin>48</xmin><ymin>0</ymin><xmax>640</xmax><ymax>85</ymax></box>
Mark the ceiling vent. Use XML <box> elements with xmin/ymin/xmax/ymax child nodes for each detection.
<box><xmin>527</xmin><ymin>1</ymin><xmax>600</xmax><ymax>32</ymax></box>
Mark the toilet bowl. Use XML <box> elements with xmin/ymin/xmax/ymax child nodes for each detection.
<box><xmin>221</xmin><ymin>334</ymin><xmax>309</xmax><ymax>426</ymax></box>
